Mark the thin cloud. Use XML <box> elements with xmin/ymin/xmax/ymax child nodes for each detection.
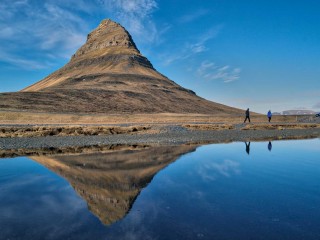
<box><xmin>0</xmin><ymin>27</ymin><xmax>14</xmax><ymax>39</ymax></box>
<box><xmin>0</xmin><ymin>0</ymin><xmax>89</xmax><ymax>69</ymax></box>
<box><xmin>188</xmin><ymin>25</ymin><xmax>223</xmax><ymax>54</ymax></box>
<box><xmin>0</xmin><ymin>50</ymin><xmax>51</xmax><ymax>70</ymax></box>
<box><xmin>198</xmin><ymin>159</ymin><xmax>241</xmax><ymax>182</ymax></box>
<box><xmin>34</xmin><ymin>3</ymin><xmax>88</xmax><ymax>52</ymax></box>
<box><xmin>197</xmin><ymin>61</ymin><xmax>241</xmax><ymax>83</ymax></box>
<box><xmin>0</xmin><ymin>1</ymin><xmax>23</xmax><ymax>20</ymax></box>
<box><xmin>178</xmin><ymin>9</ymin><xmax>210</xmax><ymax>24</ymax></box>
<box><xmin>162</xmin><ymin>25</ymin><xmax>223</xmax><ymax>65</ymax></box>
<box><xmin>101</xmin><ymin>0</ymin><xmax>159</xmax><ymax>43</ymax></box>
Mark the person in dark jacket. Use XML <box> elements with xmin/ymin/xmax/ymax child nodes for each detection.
<box><xmin>267</xmin><ymin>110</ymin><xmax>272</xmax><ymax>122</ymax></box>
<box><xmin>268</xmin><ymin>141</ymin><xmax>272</xmax><ymax>151</ymax></box>
<box><xmin>244</xmin><ymin>108</ymin><xmax>250</xmax><ymax>123</ymax></box>
<box><xmin>245</xmin><ymin>141</ymin><xmax>250</xmax><ymax>155</ymax></box>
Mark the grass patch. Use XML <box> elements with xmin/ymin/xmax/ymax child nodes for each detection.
<box><xmin>0</xmin><ymin>144</ymin><xmax>151</xmax><ymax>158</ymax></box>
<box><xmin>183</xmin><ymin>124</ymin><xmax>234</xmax><ymax>130</ymax></box>
<box><xmin>0</xmin><ymin>125</ymin><xmax>150</xmax><ymax>138</ymax></box>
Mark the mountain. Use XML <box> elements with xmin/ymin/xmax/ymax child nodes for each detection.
<box><xmin>272</xmin><ymin>112</ymin><xmax>282</xmax><ymax>115</ymax></box>
<box><xmin>30</xmin><ymin>145</ymin><xmax>197</xmax><ymax>225</ymax></box>
<box><xmin>0</xmin><ymin>19</ymin><xmax>242</xmax><ymax>114</ymax></box>
<box><xmin>275</xmin><ymin>110</ymin><xmax>316</xmax><ymax>115</ymax></box>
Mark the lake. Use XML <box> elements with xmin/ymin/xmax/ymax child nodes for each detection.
<box><xmin>0</xmin><ymin>139</ymin><xmax>320</xmax><ymax>240</ymax></box>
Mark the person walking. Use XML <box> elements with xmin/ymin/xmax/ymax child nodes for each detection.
<box><xmin>244</xmin><ymin>108</ymin><xmax>250</xmax><ymax>123</ymax></box>
<box><xmin>267</xmin><ymin>110</ymin><xmax>272</xmax><ymax>122</ymax></box>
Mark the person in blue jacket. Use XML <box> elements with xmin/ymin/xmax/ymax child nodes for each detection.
<box><xmin>267</xmin><ymin>110</ymin><xmax>272</xmax><ymax>122</ymax></box>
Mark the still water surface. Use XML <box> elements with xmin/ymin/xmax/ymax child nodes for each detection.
<box><xmin>0</xmin><ymin>139</ymin><xmax>320</xmax><ymax>240</ymax></box>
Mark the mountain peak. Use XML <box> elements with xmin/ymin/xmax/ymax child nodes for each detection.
<box><xmin>71</xmin><ymin>19</ymin><xmax>139</xmax><ymax>61</ymax></box>
<box><xmin>97</xmin><ymin>18</ymin><xmax>121</xmax><ymax>29</ymax></box>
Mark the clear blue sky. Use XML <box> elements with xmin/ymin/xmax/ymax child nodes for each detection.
<box><xmin>1</xmin><ymin>0</ymin><xmax>319</xmax><ymax>113</ymax></box>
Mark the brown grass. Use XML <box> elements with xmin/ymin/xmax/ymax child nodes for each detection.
<box><xmin>0</xmin><ymin>111</ymin><xmax>301</xmax><ymax>125</ymax></box>
<box><xmin>182</xmin><ymin>123</ymin><xmax>320</xmax><ymax>131</ymax></box>
<box><xmin>183</xmin><ymin>124</ymin><xmax>234</xmax><ymax>130</ymax></box>
<box><xmin>0</xmin><ymin>125</ymin><xmax>150</xmax><ymax>138</ymax></box>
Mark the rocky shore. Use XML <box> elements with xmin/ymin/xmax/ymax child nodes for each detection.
<box><xmin>1</xmin><ymin>124</ymin><xmax>319</xmax><ymax>153</ymax></box>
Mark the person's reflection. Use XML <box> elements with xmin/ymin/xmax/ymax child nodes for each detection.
<box><xmin>268</xmin><ymin>141</ymin><xmax>272</xmax><ymax>151</ymax></box>
<box><xmin>244</xmin><ymin>142</ymin><xmax>250</xmax><ymax>155</ymax></box>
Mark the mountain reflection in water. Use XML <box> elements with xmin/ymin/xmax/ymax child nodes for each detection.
<box><xmin>29</xmin><ymin>144</ymin><xmax>197</xmax><ymax>225</ymax></box>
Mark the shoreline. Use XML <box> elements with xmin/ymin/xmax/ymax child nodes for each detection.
<box><xmin>1</xmin><ymin>125</ymin><xmax>319</xmax><ymax>155</ymax></box>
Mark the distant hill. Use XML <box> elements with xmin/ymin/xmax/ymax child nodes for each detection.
<box><xmin>273</xmin><ymin>110</ymin><xmax>317</xmax><ymax>115</ymax></box>
<box><xmin>0</xmin><ymin>19</ymin><xmax>242</xmax><ymax>115</ymax></box>
<box><xmin>272</xmin><ymin>112</ymin><xmax>282</xmax><ymax>115</ymax></box>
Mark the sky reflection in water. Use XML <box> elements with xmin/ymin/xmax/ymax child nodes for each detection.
<box><xmin>0</xmin><ymin>139</ymin><xmax>320</xmax><ymax>240</ymax></box>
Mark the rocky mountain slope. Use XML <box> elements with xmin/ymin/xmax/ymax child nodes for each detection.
<box><xmin>0</xmin><ymin>19</ymin><xmax>242</xmax><ymax>114</ymax></box>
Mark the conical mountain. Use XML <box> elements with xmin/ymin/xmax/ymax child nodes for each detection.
<box><xmin>22</xmin><ymin>19</ymin><xmax>164</xmax><ymax>92</ymax></box>
<box><xmin>0</xmin><ymin>19</ymin><xmax>242</xmax><ymax>114</ymax></box>
<box><xmin>30</xmin><ymin>145</ymin><xmax>198</xmax><ymax>225</ymax></box>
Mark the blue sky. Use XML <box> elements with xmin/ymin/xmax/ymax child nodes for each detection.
<box><xmin>0</xmin><ymin>0</ymin><xmax>319</xmax><ymax>113</ymax></box>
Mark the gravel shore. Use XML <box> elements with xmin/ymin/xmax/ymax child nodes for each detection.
<box><xmin>1</xmin><ymin>125</ymin><xmax>319</xmax><ymax>150</ymax></box>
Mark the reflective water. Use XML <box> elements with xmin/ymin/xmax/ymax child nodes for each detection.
<box><xmin>0</xmin><ymin>139</ymin><xmax>320</xmax><ymax>240</ymax></box>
